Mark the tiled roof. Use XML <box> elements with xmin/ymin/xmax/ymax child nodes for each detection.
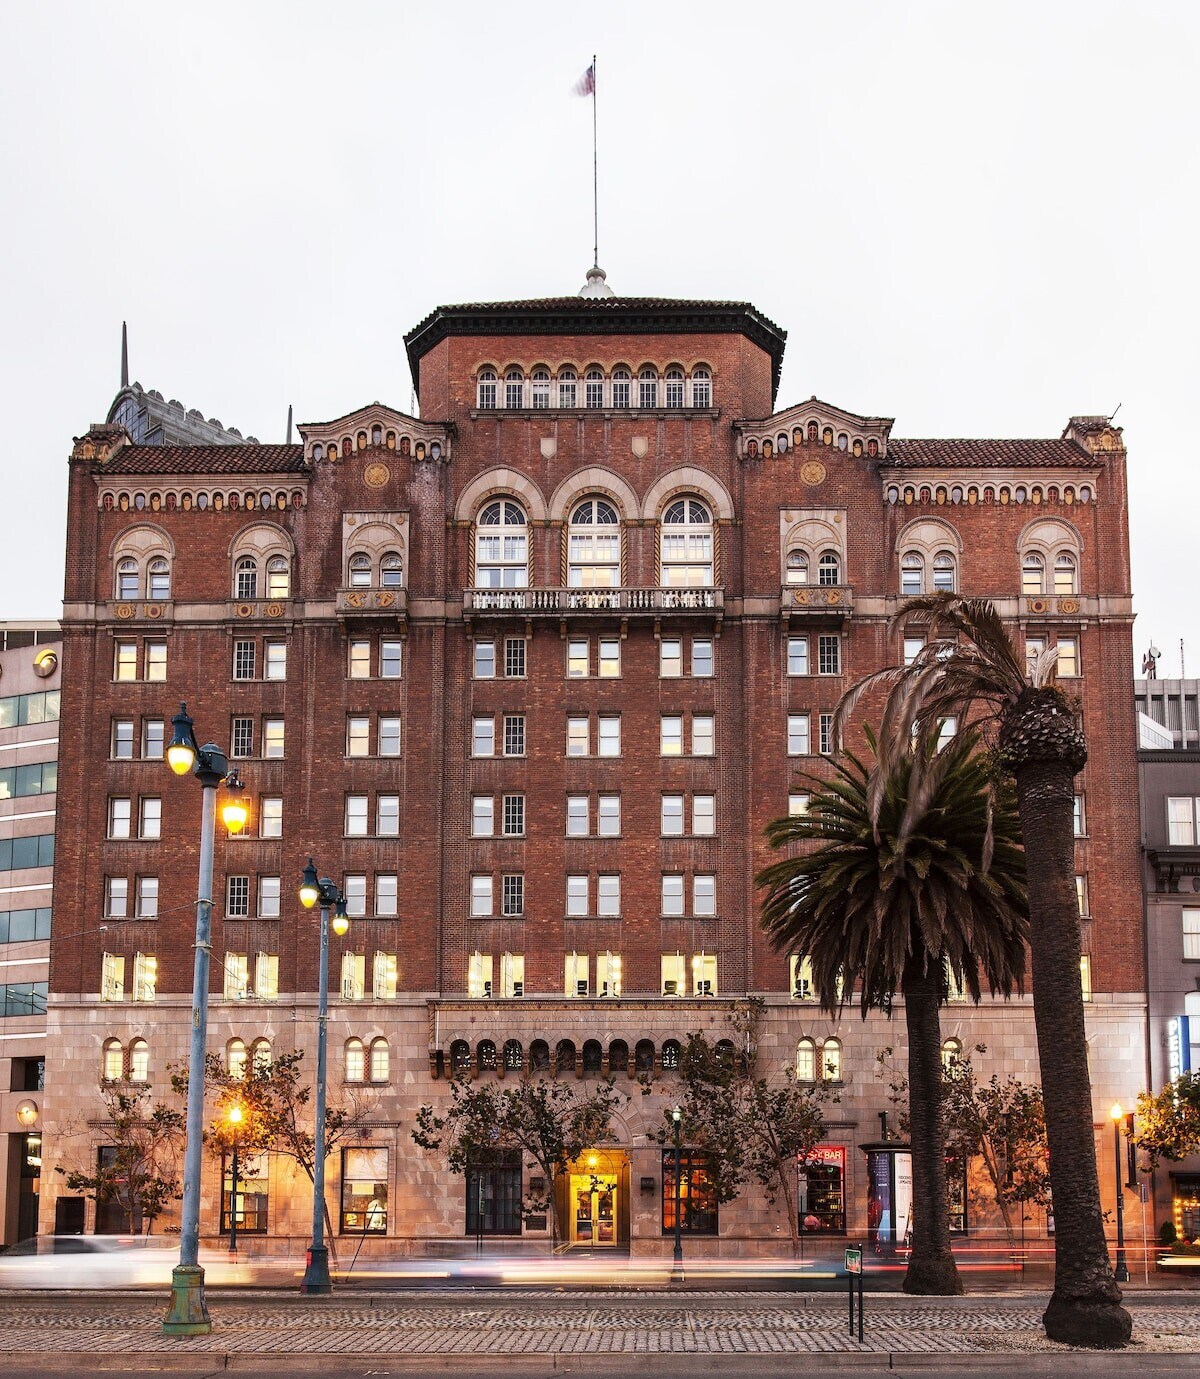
<box><xmin>885</xmin><ymin>438</ymin><xmax>1095</xmax><ymax>469</ymax></box>
<box><xmin>98</xmin><ymin>444</ymin><xmax>306</xmax><ymax>476</ymax></box>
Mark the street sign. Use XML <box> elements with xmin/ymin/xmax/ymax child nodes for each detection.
<box><xmin>845</xmin><ymin>1246</ymin><xmax>862</xmax><ymax>1275</ymax></box>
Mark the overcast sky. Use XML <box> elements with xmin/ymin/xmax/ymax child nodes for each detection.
<box><xmin>1</xmin><ymin>3</ymin><xmax>1195</xmax><ymax>674</ymax></box>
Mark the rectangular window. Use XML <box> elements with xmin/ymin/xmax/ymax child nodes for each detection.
<box><xmin>660</xmin><ymin>638</ymin><xmax>683</xmax><ymax>678</ymax></box>
<box><xmin>566</xmin><ymin>875</ymin><xmax>588</xmax><ymax>917</ymax></box>
<box><xmin>224</xmin><ymin>952</ymin><xmax>249</xmax><ymax>1000</ymax></box>
<box><xmin>662</xmin><ymin>1150</ymin><xmax>719</xmax><ymax>1234</ymax></box>
<box><xmin>818</xmin><ymin>635</ymin><xmax>841</xmax><ymax>675</ymax></box>
<box><xmin>373</xmin><ymin>950</ymin><xmax>398</xmax><ymax>1000</ymax></box>
<box><xmin>115</xmin><ymin>641</ymin><xmax>137</xmax><ymax>681</ymax></box>
<box><xmin>692</xmin><ymin>638</ymin><xmax>714</xmax><ymax>677</ymax></box>
<box><xmin>504</xmin><ymin>637</ymin><xmax>526</xmax><ymax>678</ymax></box>
<box><xmin>819</xmin><ymin>713</ymin><xmax>835</xmax><ymax>755</ymax></box>
<box><xmin>378</xmin><ymin>715</ymin><xmax>401</xmax><ymax>756</ymax></box>
<box><xmin>135</xmin><ymin>876</ymin><xmax>158</xmax><ymax>919</ymax></box>
<box><xmin>465</xmin><ymin>1149</ymin><xmax>522</xmax><ymax>1236</ymax></box>
<box><xmin>790</xmin><ymin>954</ymin><xmax>815</xmax><ymax>1000</ymax></box>
<box><xmin>598</xmin><ymin>637</ymin><xmax>620</xmax><ymax>677</ymax></box>
<box><xmin>585</xmin><ymin>376</ymin><xmax>604</xmax><ymax>408</ymax></box>
<box><xmin>347</xmin><ymin>716</ymin><xmax>370</xmax><ymax>757</ymax></box>
<box><xmin>789</xmin><ymin>792</ymin><xmax>810</xmax><ymax>817</ymax></box>
<box><xmin>226</xmin><ymin>875</ymin><xmax>250</xmax><ymax>918</ymax></box>
<box><xmin>567</xmin><ymin>715</ymin><xmax>589</xmax><ymax>756</ymax></box>
<box><xmin>105</xmin><ymin>876</ymin><xmax>128</xmax><ymax>919</ymax></box>
<box><xmin>692</xmin><ymin>951</ymin><xmax>718</xmax><ymax>996</ymax></box>
<box><xmin>502</xmin><ymin>794</ymin><xmax>525</xmax><ymax>836</ymax></box>
<box><xmin>558</xmin><ymin>377</ymin><xmax>577</xmax><ymax>408</ymax></box>
<box><xmin>256</xmin><ymin>952</ymin><xmax>279</xmax><ymax>1000</ymax></box>
<box><xmin>258</xmin><ymin>875</ymin><xmax>281</xmax><ymax>919</ymax></box>
<box><xmin>101</xmin><ymin>952</ymin><xmax>125</xmax><ymax>1002</ymax></box>
<box><xmin>472</xmin><ymin>796</ymin><xmax>495</xmax><ymax>837</ymax></box>
<box><xmin>377</xmin><ymin>794</ymin><xmax>400</xmax><ymax>837</ymax></box>
<box><xmin>1026</xmin><ymin>636</ymin><xmax>1046</xmax><ymax>675</ymax></box>
<box><xmin>662</xmin><ymin>874</ymin><xmax>685</xmax><ymax>917</ymax></box>
<box><xmin>108</xmin><ymin>797</ymin><xmax>132</xmax><ymax>839</ymax></box>
<box><xmin>788</xmin><ymin>714</ymin><xmax>811</xmax><ymax>755</ymax></box>
<box><xmin>471</xmin><ymin>875</ymin><xmax>493</xmax><ymax>918</ymax></box>
<box><xmin>903</xmin><ymin>636</ymin><xmax>924</xmax><ymax>667</ymax></box>
<box><xmin>787</xmin><ymin>637</ymin><xmax>809</xmax><ymax>676</ymax></box>
<box><xmin>661</xmin><ymin>952</ymin><xmax>686</xmax><ymax>997</ymax></box>
<box><xmin>566</xmin><ymin>951</ymin><xmax>590</xmax><ymax>998</ymax></box>
<box><xmin>345</xmin><ymin>795</ymin><xmax>369</xmax><ymax>836</ymax></box>
<box><xmin>343</xmin><ymin>874</ymin><xmax>367</xmax><ymax>917</ymax></box>
<box><xmin>597</xmin><ymin>873</ymin><xmax>620</xmax><ymax>917</ymax></box>
<box><xmin>598</xmin><ymin>793</ymin><xmax>621</xmax><ymax>836</ymax></box>
<box><xmin>380</xmin><ymin>639</ymin><xmax>403</xmax><ymax>678</ymax></box>
<box><xmin>567</xmin><ymin>795</ymin><xmax>589</xmax><ymax>836</ymax></box>
<box><xmin>231</xmin><ymin>717</ymin><xmax>254</xmax><ymax>758</ymax></box>
<box><xmin>1183</xmin><ymin>910</ymin><xmax>1200</xmax><ymax>961</ymax></box>
<box><xmin>503</xmin><ymin>714</ymin><xmax>526</xmax><ymax>757</ymax></box>
<box><xmin>234</xmin><ymin>640</ymin><xmax>256</xmax><ymax>680</ymax></box>
<box><xmin>1057</xmin><ymin>637</ymin><xmax>1079</xmax><ymax>678</ymax></box>
<box><xmin>260</xmin><ymin>795</ymin><xmax>282</xmax><ymax>838</ymax></box>
<box><xmin>474</xmin><ymin>640</ymin><xmax>496</xmax><ymax>679</ymax></box>
<box><xmin>138</xmin><ymin>797</ymin><xmax>161</xmax><ymax>840</ymax></box>
<box><xmin>1073</xmin><ymin>793</ymin><xmax>1085</xmax><ymax>838</ymax></box>
<box><xmin>1075</xmin><ymin>874</ymin><xmax>1089</xmax><ymax>918</ymax></box>
<box><xmin>264</xmin><ymin>641</ymin><xmax>287</xmax><ymax>681</ymax></box>
<box><xmin>612</xmin><ymin>376</ymin><xmax>630</xmax><ymax>408</ymax></box>
<box><xmin>598</xmin><ymin>951</ymin><xmax>622</xmax><ymax>997</ymax></box>
<box><xmin>1080</xmin><ymin>953</ymin><xmax>1092</xmax><ymax>1002</ymax></box>
<box><xmin>263</xmin><ymin>718</ymin><xmax>285</xmax><ymax>758</ymax></box>
<box><xmin>341</xmin><ymin>953</ymin><xmax>366</xmax><ymax>1001</ymax></box>
<box><xmin>598</xmin><ymin>715</ymin><xmax>621</xmax><ymax>757</ymax></box>
<box><xmin>660</xmin><ymin>715</ymin><xmax>683</xmax><ymax>756</ymax></box>
<box><xmin>693</xmin><ymin>714</ymin><xmax>715</xmax><ymax>756</ymax></box>
<box><xmin>693</xmin><ymin>795</ymin><xmax>716</xmax><ymax>836</ymax></box>
<box><xmin>1167</xmin><ymin>797</ymin><xmax>1198</xmax><ymax>846</ymax></box>
<box><xmin>141</xmin><ymin>717</ymin><xmax>165</xmax><ymax>759</ymax></box>
<box><xmin>501</xmin><ymin>874</ymin><xmax>524</xmax><ymax>916</ymax></box>
<box><xmin>132</xmin><ymin>952</ymin><xmax>156</xmax><ymax>1003</ymax></box>
<box><xmin>468</xmin><ymin>951</ymin><xmax>494</xmax><ymax>998</ymax></box>
<box><xmin>376</xmin><ymin>874</ymin><xmax>398</xmax><ymax>917</ymax></box>
<box><xmin>113</xmin><ymin>719</ymin><xmax>135</xmax><ymax>759</ymax></box>
<box><xmin>348</xmin><ymin>640</ymin><xmax>370</xmax><ymax>679</ymax></box>
<box><xmin>693</xmin><ymin>875</ymin><xmax>716</xmax><ymax>918</ymax></box>
<box><xmin>567</xmin><ymin>638</ymin><xmax>589</xmax><ymax>677</ymax></box>
<box><xmin>662</xmin><ymin>795</ymin><xmax>685</xmax><ymax>835</ymax></box>
<box><xmin>473</xmin><ymin>715</ymin><xmax>495</xmax><ymax>757</ymax></box>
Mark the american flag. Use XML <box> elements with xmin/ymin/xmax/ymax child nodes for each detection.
<box><xmin>573</xmin><ymin>62</ymin><xmax>595</xmax><ymax>97</ymax></box>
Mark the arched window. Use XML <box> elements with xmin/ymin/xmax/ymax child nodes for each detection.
<box><xmin>932</xmin><ymin>552</ymin><xmax>956</xmax><ymax>593</ymax></box>
<box><xmin>147</xmin><ymin>558</ymin><xmax>170</xmax><ymax>600</ymax></box>
<box><xmin>555</xmin><ymin>1039</ymin><xmax>576</xmax><ymax>1075</ymax></box>
<box><xmin>582</xmin><ymin>1039</ymin><xmax>603</xmax><ymax>1074</ymax></box>
<box><xmin>531</xmin><ymin>369</ymin><xmax>551</xmax><ymax>409</ymax></box>
<box><xmin>102</xmin><ymin>1038</ymin><xmax>124</xmax><ymax>1082</ymax></box>
<box><xmin>1021</xmin><ymin>552</ymin><xmax>1045</xmax><ymax>597</ymax></box>
<box><xmin>715</xmin><ymin>1039</ymin><xmax>737</xmax><ymax>1070</ymax></box>
<box><xmin>664</xmin><ymin>368</ymin><xmax>684</xmax><ymax>408</ymax></box>
<box><xmin>690</xmin><ymin>368</ymin><xmax>712</xmax><ymax>408</ymax></box>
<box><xmin>478</xmin><ymin>1039</ymin><xmax>498</xmax><ymax>1072</ymax></box>
<box><xmin>369</xmin><ymin>1037</ymin><xmax>390</xmax><ymax>1082</ymax></box>
<box><xmin>349</xmin><ymin>553</ymin><xmax>372</xmax><ymax>588</ymax></box>
<box><xmin>818</xmin><ymin>551</ymin><xmax>841</xmax><ymax>586</ymax></box>
<box><xmin>504</xmin><ymin>369</ymin><xmax>524</xmax><ymax>409</ymax></box>
<box><xmin>900</xmin><ymin>552</ymin><xmax>924</xmax><ymax>597</ymax></box>
<box><xmin>475</xmin><ymin>499</ymin><xmax>528</xmax><ymax>589</ymax></box>
<box><xmin>568</xmin><ymin>498</ymin><xmax>620</xmax><ymax>588</ymax></box>
<box><xmin>477</xmin><ymin>370</ymin><xmax>497</xmax><ymax>410</ymax></box>
<box><xmin>638</xmin><ymin>368</ymin><xmax>658</xmax><ymax>409</ymax></box>
<box><xmin>661</xmin><ymin>498</ymin><xmax>713</xmax><ymax>587</ymax></box>
<box><xmin>251</xmin><ymin>1039</ymin><xmax>272</xmax><ymax>1075</ymax></box>
<box><xmin>584</xmin><ymin>368</ymin><xmax>604</xmax><ymax>408</ymax></box>
<box><xmin>380</xmin><ymin>553</ymin><xmax>403</xmax><ymax>588</ymax></box>
<box><xmin>661</xmin><ymin>1039</ymin><xmax>682</xmax><ymax>1071</ymax></box>
<box><xmin>611</xmin><ymin>368</ymin><xmax>631</xmax><ymax>409</ymax></box>
<box><xmin>557</xmin><ymin>369</ymin><xmax>577</xmax><ymax>409</ymax></box>
<box><xmin>345</xmin><ymin>1038</ymin><xmax>365</xmax><ymax>1082</ymax></box>
<box><xmin>796</xmin><ymin>1037</ymin><xmax>816</xmax><ymax>1082</ymax></box>
<box><xmin>234</xmin><ymin>556</ymin><xmax>258</xmax><ymax>600</ymax></box>
<box><xmin>821</xmin><ymin>1038</ymin><xmax>842</xmax><ymax>1082</ymax></box>
<box><xmin>634</xmin><ymin>1039</ymin><xmax>656</xmax><ymax>1073</ymax></box>
<box><xmin>529</xmin><ymin>1039</ymin><xmax>550</xmax><ymax>1072</ymax></box>
<box><xmin>786</xmin><ymin>549</ymin><xmax>809</xmax><ymax>585</ymax></box>
<box><xmin>1054</xmin><ymin>552</ymin><xmax>1077</xmax><ymax>596</ymax></box>
<box><xmin>608</xmin><ymin>1039</ymin><xmax>629</xmax><ymax>1073</ymax></box>
<box><xmin>266</xmin><ymin>555</ymin><xmax>290</xmax><ymax>598</ymax></box>
<box><xmin>503</xmin><ymin>1039</ymin><xmax>525</xmax><ymax>1071</ymax></box>
<box><xmin>128</xmin><ymin>1038</ymin><xmax>149</xmax><ymax>1082</ymax></box>
<box><xmin>940</xmin><ymin>1037</ymin><xmax>962</xmax><ymax>1074</ymax></box>
<box><xmin>449</xmin><ymin>1039</ymin><xmax>471</xmax><ymax>1076</ymax></box>
<box><xmin>116</xmin><ymin>558</ymin><xmax>139</xmax><ymax>600</ymax></box>
<box><xmin>227</xmin><ymin>1039</ymin><xmax>247</xmax><ymax>1080</ymax></box>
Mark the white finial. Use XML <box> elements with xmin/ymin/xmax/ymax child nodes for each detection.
<box><xmin>579</xmin><ymin>265</ymin><xmax>615</xmax><ymax>298</ymax></box>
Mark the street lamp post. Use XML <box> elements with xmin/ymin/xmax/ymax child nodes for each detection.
<box><xmin>298</xmin><ymin>860</ymin><xmax>348</xmax><ymax>1295</ymax></box>
<box><xmin>1111</xmin><ymin>1102</ymin><xmax>1129</xmax><ymax>1283</ymax></box>
<box><xmin>671</xmin><ymin>1105</ymin><xmax>685</xmax><ymax>1283</ymax></box>
<box><xmin>162</xmin><ymin>704</ymin><xmax>247</xmax><ymax>1337</ymax></box>
<box><xmin>227</xmin><ymin>1103</ymin><xmax>243</xmax><ymax>1259</ymax></box>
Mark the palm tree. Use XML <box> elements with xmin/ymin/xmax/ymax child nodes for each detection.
<box><xmin>837</xmin><ymin>594</ymin><xmax>1131</xmax><ymax>1345</ymax></box>
<box><xmin>758</xmin><ymin>727</ymin><xmax>1028</xmax><ymax>1295</ymax></box>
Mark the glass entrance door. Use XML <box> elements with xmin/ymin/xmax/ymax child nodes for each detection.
<box><xmin>569</xmin><ymin>1172</ymin><xmax>618</xmax><ymax>1246</ymax></box>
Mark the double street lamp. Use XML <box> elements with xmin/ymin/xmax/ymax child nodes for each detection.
<box><xmin>162</xmin><ymin>705</ymin><xmax>247</xmax><ymax>1337</ymax></box>
<box><xmin>298</xmin><ymin>860</ymin><xmax>349</xmax><ymax>1295</ymax></box>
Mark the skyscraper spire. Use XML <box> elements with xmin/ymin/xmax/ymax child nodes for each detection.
<box><xmin>120</xmin><ymin>321</ymin><xmax>129</xmax><ymax>389</ymax></box>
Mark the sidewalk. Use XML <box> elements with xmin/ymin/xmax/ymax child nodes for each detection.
<box><xmin>1</xmin><ymin>1288</ymin><xmax>1197</xmax><ymax>1367</ymax></box>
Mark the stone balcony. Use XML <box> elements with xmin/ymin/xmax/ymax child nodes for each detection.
<box><xmin>464</xmin><ymin>586</ymin><xmax>724</xmax><ymax>624</ymax></box>
<box><xmin>779</xmin><ymin>584</ymin><xmax>853</xmax><ymax>626</ymax></box>
<box><xmin>335</xmin><ymin>586</ymin><xmax>408</xmax><ymax>630</ymax></box>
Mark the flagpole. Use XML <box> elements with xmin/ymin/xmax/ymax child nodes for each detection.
<box><xmin>591</xmin><ymin>53</ymin><xmax>599</xmax><ymax>268</ymax></box>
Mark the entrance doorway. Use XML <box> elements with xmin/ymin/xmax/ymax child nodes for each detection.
<box><xmin>561</xmin><ymin>1149</ymin><xmax>629</xmax><ymax>1249</ymax></box>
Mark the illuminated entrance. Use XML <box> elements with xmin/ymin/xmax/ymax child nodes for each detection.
<box><xmin>561</xmin><ymin>1149</ymin><xmax>629</xmax><ymax>1248</ymax></box>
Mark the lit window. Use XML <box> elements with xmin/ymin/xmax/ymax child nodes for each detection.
<box><xmin>788</xmin><ymin>714</ymin><xmax>810</xmax><ymax>755</ymax></box>
<box><xmin>138</xmin><ymin>797</ymin><xmax>161</xmax><ymax>840</ymax></box>
<box><xmin>662</xmin><ymin>795</ymin><xmax>685</xmax><ymax>836</ymax></box>
<box><xmin>692</xmin><ymin>951</ymin><xmax>717</xmax><ymax>995</ymax></box>
<box><xmin>472</xmin><ymin>797</ymin><xmax>495</xmax><ymax>837</ymax></box>
<box><xmin>101</xmin><ymin>952</ymin><xmax>125</xmax><ymax>1002</ymax></box>
<box><xmin>108</xmin><ymin>797</ymin><xmax>131</xmax><ymax>840</ymax></box>
<box><xmin>941</xmin><ymin>1038</ymin><xmax>962</xmax><ymax>1074</ymax></box>
<box><xmin>790</xmin><ymin>955</ymin><xmax>814</xmax><ymax>1000</ymax></box>
<box><xmin>256</xmin><ymin>952</ymin><xmax>279</xmax><ymax>1000</ymax></box>
<box><xmin>1021</xmin><ymin>552</ymin><xmax>1045</xmax><ymax>597</ymax></box>
<box><xmin>377</xmin><ymin>795</ymin><xmax>400</xmax><ymax>836</ymax></box>
<box><xmin>258</xmin><ymin>876</ymin><xmax>280</xmax><ymax>918</ymax></box>
<box><xmin>662</xmin><ymin>875</ymin><xmax>685</xmax><ymax>917</ymax></box>
<box><xmin>598</xmin><ymin>793</ymin><xmax>620</xmax><ymax>836</ymax></box>
<box><xmin>568</xmin><ymin>498</ymin><xmax>621</xmax><ymax>588</ymax></box>
<box><xmin>223</xmin><ymin>953</ymin><xmax>249</xmax><ymax>1000</ymax></box>
<box><xmin>135</xmin><ymin>876</ymin><xmax>158</xmax><ymax>918</ymax></box>
<box><xmin>693</xmin><ymin>715</ymin><xmax>715</xmax><ymax>756</ymax></box>
<box><xmin>472</xmin><ymin>715</ymin><xmax>495</xmax><ymax>757</ymax></box>
<box><xmin>1054</xmin><ymin>552</ymin><xmax>1077</xmax><ymax>596</ymax></box>
<box><xmin>132</xmin><ymin>953</ymin><xmax>156</xmax><ymax>1002</ymax></box>
<box><xmin>1080</xmin><ymin>954</ymin><xmax>1093</xmax><ymax>1002</ymax></box>
<box><xmin>661</xmin><ymin>498</ymin><xmax>713</xmax><ymax>587</ymax></box>
<box><xmin>821</xmin><ymin>1038</ymin><xmax>842</xmax><ymax>1081</ymax></box>
<box><xmin>661</xmin><ymin>952</ymin><xmax>686</xmax><ymax>996</ymax></box>
<box><xmin>115</xmin><ymin>642</ymin><xmax>137</xmax><ymax>681</ymax></box>
<box><xmin>598</xmin><ymin>951</ymin><xmax>622</xmax><ymax>997</ymax></box>
<box><xmin>345</xmin><ymin>1039</ymin><xmax>365</xmax><ymax>1082</ymax></box>
<box><xmin>341</xmin><ymin>954</ymin><xmax>366</xmax><ymax>1001</ymax></box>
<box><xmin>796</xmin><ymin>1038</ymin><xmax>816</xmax><ymax>1081</ymax></box>
<box><xmin>345</xmin><ymin>795</ymin><xmax>369</xmax><ymax>837</ymax></box>
<box><xmin>347</xmin><ymin>716</ymin><xmax>370</xmax><ymax>757</ymax></box>
<box><xmin>227</xmin><ymin>1039</ymin><xmax>247</xmax><ymax>1079</ymax></box>
<box><xmin>475</xmin><ymin>499</ymin><xmax>528</xmax><ymax>589</ymax></box>
<box><xmin>129</xmin><ymin>1038</ymin><xmax>149</xmax><ymax>1082</ymax></box>
<box><xmin>1057</xmin><ymin>637</ymin><xmax>1079</xmax><ymax>678</ymax></box>
<box><xmin>566</xmin><ymin>795</ymin><xmax>588</xmax><ymax>837</ymax></box>
<box><xmin>1026</xmin><ymin>636</ymin><xmax>1046</xmax><ymax>676</ymax></box>
<box><xmin>105</xmin><ymin>877</ymin><xmax>128</xmax><ymax>918</ymax></box>
<box><xmin>376</xmin><ymin>875</ymin><xmax>398</xmax><ymax>917</ymax></box>
<box><xmin>565</xmin><ymin>952</ymin><xmax>590</xmax><ymax>997</ymax></box>
<box><xmin>348</xmin><ymin>640</ymin><xmax>370</xmax><ymax>678</ymax></box>
<box><xmin>660</xmin><ymin>638</ymin><xmax>683</xmax><ymax>678</ymax></box>
<box><xmin>369</xmin><ymin>1038</ymin><xmax>390</xmax><ymax>1081</ymax></box>
<box><xmin>693</xmin><ymin>875</ymin><xmax>716</xmax><ymax>917</ymax></box>
<box><xmin>468</xmin><ymin>952</ymin><xmax>493</xmax><ymax>998</ymax></box>
<box><xmin>471</xmin><ymin>876</ymin><xmax>493</xmax><ymax>918</ymax></box>
<box><xmin>474</xmin><ymin>640</ymin><xmax>496</xmax><ymax>678</ymax></box>
<box><xmin>566</xmin><ymin>875</ymin><xmax>588</xmax><ymax>917</ymax></box>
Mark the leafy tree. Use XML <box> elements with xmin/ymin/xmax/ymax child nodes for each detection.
<box><xmin>412</xmin><ymin>1075</ymin><xmax>625</xmax><ymax>1244</ymax></box>
<box><xmin>55</xmin><ymin>1083</ymin><xmax>183</xmax><ymax>1234</ymax></box>
<box><xmin>836</xmin><ymin>594</ymin><xmax>1132</xmax><ymax>1346</ymax></box>
<box><xmin>663</xmin><ymin>999</ymin><xmax>834</xmax><ymax>1257</ymax></box>
<box><xmin>759</xmin><ymin>727</ymin><xmax>1028</xmax><ymax>1295</ymax></box>
<box><xmin>1131</xmin><ymin>1072</ymin><xmax>1200</xmax><ymax>1166</ymax></box>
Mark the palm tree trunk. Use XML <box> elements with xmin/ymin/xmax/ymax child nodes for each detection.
<box><xmin>1013</xmin><ymin>756</ymin><xmax>1131</xmax><ymax>1346</ymax></box>
<box><xmin>902</xmin><ymin>958</ymin><xmax>962</xmax><ymax>1295</ymax></box>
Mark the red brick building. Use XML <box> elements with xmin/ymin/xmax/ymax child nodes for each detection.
<box><xmin>42</xmin><ymin>271</ymin><xmax>1147</xmax><ymax>1254</ymax></box>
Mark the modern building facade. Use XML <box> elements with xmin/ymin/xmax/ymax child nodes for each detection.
<box><xmin>42</xmin><ymin>272</ymin><xmax>1147</xmax><ymax>1256</ymax></box>
<box><xmin>0</xmin><ymin>623</ymin><xmax>60</xmax><ymax>1245</ymax></box>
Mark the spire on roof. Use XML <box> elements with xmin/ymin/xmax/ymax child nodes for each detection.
<box><xmin>578</xmin><ymin>265</ymin><xmax>615</xmax><ymax>298</ymax></box>
<box><xmin>120</xmin><ymin>322</ymin><xmax>129</xmax><ymax>389</ymax></box>
<box><xmin>286</xmin><ymin>403</ymin><xmax>293</xmax><ymax>444</ymax></box>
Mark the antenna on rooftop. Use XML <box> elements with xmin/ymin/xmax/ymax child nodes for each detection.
<box><xmin>286</xmin><ymin>403</ymin><xmax>293</xmax><ymax>444</ymax></box>
<box><xmin>120</xmin><ymin>322</ymin><xmax>129</xmax><ymax>389</ymax></box>
<box><xmin>1109</xmin><ymin>402</ymin><xmax>1122</xmax><ymax>422</ymax></box>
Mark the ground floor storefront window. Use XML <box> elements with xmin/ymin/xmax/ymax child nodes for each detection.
<box><xmin>221</xmin><ymin>1150</ymin><xmax>268</xmax><ymax>1235</ymax></box>
<box><xmin>1172</xmin><ymin>1173</ymin><xmax>1200</xmax><ymax>1242</ymax></box>
<box><xmin>799</xmin><ymin>1147</ymin><xmax>845</xmax><ymax>1233</ymax></box>
<box><xmin>466</xmin><ymin>1149</ymin><xmax>522</xmax><ymax>1236</ymax></box>
<box><xmin>341</xmin><ymin>1146</ymin><xmax>388</xmax><ymax>1232</ymax></box>
<box><xmin>662</xmin><ymin>1149</ymin><xmax>718</xmax><ymax>1235</ymax></box>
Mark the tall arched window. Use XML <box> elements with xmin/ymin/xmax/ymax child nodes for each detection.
<box><xmin>1021</xmin><ymin>552</ymin><xmax>1045</xmax><ymax>596</ymax></box>
<box><xmin>475</xmin><ymin>500</ymin><xmax>528</xmax><ymax>588</ymax></box>
<box><xmin>503</xmin><ymin>1039</ymin><xmax>525</xmax><ymax>1071</ymax></box>
<box><xmin>345</xmin><ymin>1037</ymin><xmax>365</xmax><ymax>1083</ymax></box>
<box><xmin>638</xmin><ymin>368</ymin><xmax>658</xmax><ymax>409</ymax></box>
<box><xmin>251</xmin><ymin>1039</ymin><xmax>272</xmax><ymax>1075</ymax></box>
<box><xmin>116</xmin><ymin>558</ymin><xmax>139</xmax><ymax>600</ymax></box>
<box><xmin>531</xmin><ymin>369</ymin><xmax>551</xmax><ymax>409</ymax></box>
<box><xmin>940</xmin><ymin>1037</ymin><xmax>962</xmax><ymax>1074</ymax></box>
<box><xmin>900</xmin><ymin>552</ymin><xmax>924</xmax><ymax>597</ymax></box>
<box><xmin>449</xmin><ymin>1039</ymin><xmax>471</xmax><ymax>1076</ymax></box>
<box><xmin>1054</xmin><ymin>552</ymin><xmax>1077</xmax><ymax>596</ymax></box>
<box><xmin>234</xmin><ymin>556</ymin><xmax>258</xmax><ymax>600</ymax></box>
<box><xmin>227</xmin><ymin>1038</ymin><xmax>247</xmax><ymax>1079</ymax></box>
<box><xmin>821</xmin><ymin>1037</ymin><xmax>842</xmax><ymax>1081</ymax></box>
<box><xmin>664</xmin><ymin>368</ymin><xmax>684</xmax><ymax>408</ymax></box>
<box><xmin>786</xmin><ymin>550</ymin><xmax>809</xmax><ymax>585</ymax></box>
<box><xmin>128</xmin><ymin>1038</ymin><xmax>149</xmax><ymax>1082</ymax></box>
<box><xmin>584</xmin><ymin>368</ymin><xmax>604</xmax><ymax>408</ymax></box>
<box><xmin>477</xmin><ymin>370</ymin><xmax>497</xmax><ymax>410</ymax></box>
<box><xmin>266</xmin><ymin>555</ymin><xmax>290</xmax><ymax>598</ymax></box>
<box><xmin>369</xmin><ymin>1037</ymin><xmax>390</xmax><ymax>1082</ymax></box>
<box><xmin>102</xmin><ymin>1038</ymin><xmax>124</xmax><ymax>1081</ymax></box>
<box><xmin>817</xmin><ymin>551</ymin><xmax>841</xmax><ymax>586</ymax></box>
<box><xmin>690</xmin><ymin>368</ymin><xmax>712</xmax><ymax>408</ymax></box>
<box><xmin>504</xmin><ymin>369</ymin><xmax>524</xmax><ymax>409</ymax></box>
<box><xmin>557</xmin><ymin>369</ymin><xmax>577</xmax><ymax>408</ymax></box>
<box><xmin>348</xmin><ymin>553</ymin><xmax>372</xmax><ymax>587</ymax></box>
<box><xmin>796</xmin><ymin>1037</ymin><xmax>816</xmax><ymax>1082</ymax></box>
<box><xmin>611</xmin><ymin>368</ymin><xmax>631</xmax><ymax>409</ymax></box>
<box><xmin>147</xmin><ymin>558</ymin><xmax>171</xmax><ymax>599</ymax></box>
<box><xmin>932</xmin><ymin>552</ymin><xmax>956</xmax><ymax>592</ymax></box>
<box><xmin>661</xmin><ymin>498</ymin><xmax>713</xmax><ymax>587</ymax></box>
<box><xmin>380</xmin><ymin>553</ymin><xmax>403</xmax><ymax>588</ymax></box>
<box><xmin>568</xmin><ymin>498</ymin><xmax>620</xmax><ymax>588</ymax></box>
